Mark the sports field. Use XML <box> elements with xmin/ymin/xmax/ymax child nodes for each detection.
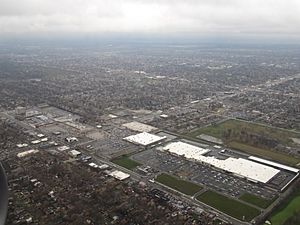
<box><xmin>155</xmin><ymin>173</ymin><xmax>202</xmax><ymax>196</ymax></box>
<box><xmin>196</xmin><ymin>190</ymin><xmax>260</xmax><ymax>222</ymax></box>
<box><xmin>111</xmin><ymin>155</ymin><xmax>141</xmax><ymax>170</ymax></box>
<box><xmin>239</xmin><ymin>193</ymin><xmax>276</xmax><ymax>209</ymax></box>
<box><xmin>265</xmin><ymin>191</ymin><xmax>300</xmax><ymax>225</ymax></box>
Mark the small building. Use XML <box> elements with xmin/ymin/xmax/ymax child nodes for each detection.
<box><xmin>69</xmin><ymin>150</ymin><xmax>81</xmax><ymax>157</ymax></box>
<box><xmin>88</xmin><ymin>163</ymin><xmax>99</xmax><ymax>168</ymax></box>
<box><xmin>160</xmin><ymin>114</ymin><xmax>169</xmax><ymax>118</ymax></box>
<box><xmin>57</xmin><ymin>146</ymin><xmax>70</xmax><ymax>151</ymax></box>
<box><xmin>16</xmin><ymin>143</ymin><xmax>28</xmax><ymax>148</ymax></box>
<box><xmin>31</xmin><ymin>140</ymin><xmax>41</xmax><ymax>144</ymax></box>
<box><xmin>37</xmin><ymin>133</ymin><xmax>45</xmax><ymax>138</ymax></box>
<box><xmin>98</xmin><ymin>164</ymin><xmax>109</xmax><ymax>170</ymax></box>
<box><xmin>17</xmin><ymin>150</ymin><xmax>39</xmax><ymax>158</ymax></box>
<box><xmin>109</xmin><ymin>170</ymin><xmax>130</xmax><ymax>180</ymax></box>
<box><xmin>65</xmin><ymin>137</ymin><xmax>78</xmax><ymax>142</ymax></box>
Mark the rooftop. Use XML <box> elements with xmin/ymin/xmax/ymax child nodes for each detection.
<box><xmin>123</xmin><ymin>132</ymin><xmax>166</xmax><ymax>146</ymax></box>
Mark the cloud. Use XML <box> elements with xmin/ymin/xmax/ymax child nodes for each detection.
<box><xmin>0</xmin><ymin>0</ymin><xmax>299</xmax><ymax>37</ymax></box>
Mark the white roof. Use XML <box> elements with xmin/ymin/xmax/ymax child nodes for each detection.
<box><xmin>31</xmin><ymin>140</ymin><xmax>41</xmax><ymax>144</ymax></box>
<box><xmin>17</xmin><ymin>149</ymin><xmax>39</xmax><ymax>158</ymax></box>
<box><xmin>249</xmin><ymin>156</ymin><xmax>299</xmax><ymax>173</ymax></box>
<box><xmin>160</xmin><ymin>114</ymin><xmax>169</xmax><ymax>118</ymax></box>
<box><xmin>212</xmin><ymin>157</ymin><xmax>280</xmax><ymax>183</ymax></box>
<box><xmin>57</xmin><ymin>146</ymin><xmax>70</xmax><ymax>151</ymax></box>
<box><xmin>16</xmin><ymin>143</ymin><xmax>28</xmax><ymax>148</ymax></box>
<box><xmin>109</xmin><ymin>170</ymin><xmax>130</xmax><ymax>180</ymax></box>
<box><xmin>88</xmin><ymin>163</ymin><xmax>99</xmax><ymax>168</ymax></box>
<box><xmin>162</xmin><ymin>142</ymin><xmax>280</xmax><ymax>183</ymax></box>
<box><xmin>98</xmin><ymin>164</ymin><xmax>109</xmax><ymax>169</ymax></box>
<box><xmin>163</xmin><ymin>141</ymin><xmax>210</xmax><ymax>158</ymax></box>
<box><xmin>122</xmin><ymin>121</ymin><xmax>157</xmax><ymax>133</ymax></box>
<box><xmin>108</xmin><ymin>114</ymin><xmax>118</xmax><ymax>118</ymax></box>
<box><xmin>123</xmin><ymin>132</ymin><xmax>166</xmax><ymax>146</ymax></box>
<box><xmin>69</xmin><ymin>150</ymin><xmax>81</xmax><ymax>156</ymax></box>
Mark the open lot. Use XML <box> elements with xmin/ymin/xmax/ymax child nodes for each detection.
<box><xmin>239</xmin><ymin>193</ymin><xmax>275</xmax><ymax>209</ymax></box>
<box><xmin>155</xmin><ymin>173</ymin><xmax>202</xmax><ymax>196</ymax></box>
<box><xmin>111</xmin><ymin>155</ymin><xmax>141</xmax><ymax>170</ymax></box>
<box><xmin>265</xmin><ymin>190</ymin><xmax>300</xmax><ymax>225</ymax></box>
<box><xmin>187</xmin><ymin>119</ymin><xmax>300</xmax><ymax>144</ymax></box>
<box><xmin>196</xmin><ymin>190</ymin><xmax>261</xmax><ymax>222</ymax></box>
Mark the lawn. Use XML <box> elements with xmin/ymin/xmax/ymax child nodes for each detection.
<box><xmin>187</xmin><ymin>119</ymin><xmax>300</xmax><ymax>145</ymax></box>
<box><xmin>196</xmin><ymin>191</ymin><xmax>261</xmax><ymax>222</ymax></box>
<box><xmin>111</xmin><ymin>155</ymin><xmax>141</xmax><ymax>170</ymax></box>
<box><xmin>155</xmin><ymin>173</ymin><xmax>202</xmax><ymax>196</ymax></box>
<box><xmin>239</xmin><ymin>193</ymin><xmax>276</xmax><ymax>209</ymax></box>
<box><xmin>266</xmin><ymin>191</ymin><xmax>300</xmax><ymax>225</ymax></box>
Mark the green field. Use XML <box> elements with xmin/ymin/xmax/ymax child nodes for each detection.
<box><xmin>185</xmin><ymin>119</ymin><xmax>300</xmax><ymax>166</ymax></box>
<box><xmin>196</xmin><ymin>191</ymin><xmax>261</xmax><ymax>222</ymax></box>
<box><xmin>265</xmin><ymin>191</ymin><xmax>300</xmax><ymax>225</ymax></box>
<box><xmin>111</xmin><ymin>155</ymin><xmax>141</xmax><ymax>170</ymax></box>
<box><xmin>155</xmin><ymin>173</ymin><xmax>202</xmax><ymax>196</ymax></box>
<box><xmin>239</xmin><ymin>193</ymin><xmax>276</xmax><ymax>209</ymax></box>
<box><xmin>229</xmin><ymin>142</ymin><xmax>299</xmax><ymax>166</ymax></box>
<box><xmin>187</xmin><ymin>119</ymin><xmax>300</xmax><ymax>144</ymax></box>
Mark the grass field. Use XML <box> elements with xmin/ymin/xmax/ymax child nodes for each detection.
<box><xmin>111</xmin><ymin>155</ymin><xmax>141</xmax><ymax>170</ymax></box>
<box><xmin>265</xmin><ymin>191</ymin><xmax>300</xmax><ymax>225</ymax></box>
<box><xmin>229</xmin><ymin>141</ymin><xmax>299</xmax><ymax>166</ymax></box>
<box><xmin>196</xmin><ymin>191</ymin><xmax>261</xmax><ymax>222</ymax></box>
<box><xmin>239</xmin><ymin>193</ymin><xmax>276</xmax><ymax>209</ymax></box>
<box><xmin>187</xmin><ymin>119</ymin><xmax>300</xmax><ymax>145</ymax></box>
<box><xmin>155</xmin><ymin>173</ymin><xmax>202</xmax><ymax>196</ymax></box>
<box><xmin>185</xmin><ymin>119</ymin><xmax>300</xmax><ymax>166</ymax></box>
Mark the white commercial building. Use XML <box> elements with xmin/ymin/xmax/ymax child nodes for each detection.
<box><xmin>109</xmin><ymin>170</ymin><xmax>130</xmax><ymax>180</ymax></box>
<box><xmin>162</xmin><ymin>141</ymin><xmax>210</xmax><ymax>159</ymax></box>
<box><xmin>123</xmin><ymin>132</ymin><xmax>166</xmax><ymax>146</ymax></box>
<box><xmin>162</xmin><ymin>142</ymin><xmax>280</xmax><ymax>183</ymax></box>
<box><xmin>69</xmin><ymin>150</ymin><xmax>81</xmax><ymax>157</ymax></box>
<box><xmin>122</xmin><ymin>121</ymin><xmax>157</xmax><ymax>133</ymax></box>
<box><xmin>248</xmin><ymin>156</ymin><xmax>299</xmax><ymax>174</ymax></box>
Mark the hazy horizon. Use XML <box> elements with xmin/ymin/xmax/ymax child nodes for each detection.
<box><xmin>1</xmin><ymin>0</ymin><xmax>300</xmax><ymax>43</ymax></box>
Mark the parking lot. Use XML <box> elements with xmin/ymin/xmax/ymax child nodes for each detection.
<box><xmin>132</xmin><ymin>147</ymin><xmax>278</xmax><ymax>201</ymax></box>
<box><xmin>132</xmin><ymin>149</ymin><xmax>187</xmax><ymax>172</ymax></box>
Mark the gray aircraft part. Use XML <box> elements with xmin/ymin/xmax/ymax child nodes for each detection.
<box><xmin>0</xmin><ymin>162</ymin><xmax>8</xmax><ymax>225</ymax></box>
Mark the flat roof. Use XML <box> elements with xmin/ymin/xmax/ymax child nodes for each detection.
<box><xmin>17</xmin><ymin>149</ymin><xmax>39</xmax><ymax>158</ymax></box>
<box><xmin>109</xmin><ymin>170</ymin><xmax>130</xmax><ymax>180</ymax></box>
<box><xmin>214</xmin><ymin>157</ymin><xmax>280</xmax><ymax>183</ymax></box>
<box><xmin>163</xmin><ymin>141</ymin><xmax>210</xmax><ymax>158</ymax></box>
<box><xmin>69</xmin><ymin>150</ymin><xmax>81</xmax><ymax>156</ymax></box>
<box><xmin>249</xmin><ymin>156</ymin><xmax>299</xmax><ymax>173</ymax></box>
<box><xmin>162</xmin><ymin>142</ymin><xmax>280</xmax><ymax>183</ymax></box>
<box><xmin>122</xmin><ymin>121</ymin><xmax>157</xmax><ymax>133</ymax></box>
<box><xmin>123</xmin><ymin>132</ymin><xmax>166</xmax><ymax>146</ymax></box>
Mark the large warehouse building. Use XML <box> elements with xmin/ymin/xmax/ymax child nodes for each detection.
<box><xmin>123</xmin><ymin>132</ymin><xmax>166</xmax><ymax>146</ymax></box>
<box><xmin>162</xmin><ymin>141</ymin><xmax>280</xmax><ymax>183</ymax></box>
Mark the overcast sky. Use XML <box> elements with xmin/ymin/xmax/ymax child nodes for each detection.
<box><xmin>0</xmin><ymin>0</ymin><xmax>300</xmax><ymax>39</ymax></box>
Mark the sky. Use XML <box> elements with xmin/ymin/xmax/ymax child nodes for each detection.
<box><xmin>0</xmin><ymin>0</ymin><xmax>300</xmax><ymax>40</ymax></box>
